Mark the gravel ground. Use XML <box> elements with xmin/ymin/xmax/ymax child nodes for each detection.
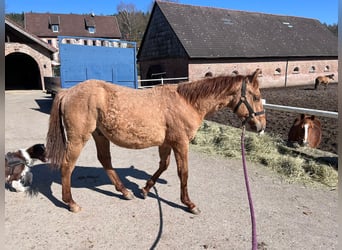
<box><xmin>5</xmin><ymin>90</ymin><xmax>338</xmax><ymax>250</ymax></box>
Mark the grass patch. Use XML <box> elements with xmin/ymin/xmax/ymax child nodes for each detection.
<box><xmin>191</xmin><ymin>120</ymin><xmax>338</xmax><ymax>188</ymax></box>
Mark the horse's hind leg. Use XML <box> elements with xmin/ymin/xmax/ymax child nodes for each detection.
<box><xmin>92</xmin><ymin>129</ymin><xmax>134</xmax><ymax>200</ymax></box>
<box><xmin>61</xmin><ymin>139</ymin><xmax>87</xmax><ymax>212</ymax></box>
<box><xmin>141</xmin><ymin>144</ymin><xmax>171</xmax><ymax>197</ymax></box>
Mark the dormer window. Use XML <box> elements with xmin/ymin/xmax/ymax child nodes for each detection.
<box><xmin>49</xmin><ymin>15</ymin><xmax>60</xmax><ymax>33</ymax></box>
<box><xmin>85</xmin><ymin>16</ymin><xmax>96</xmax><ymax>34</ymax></box>
<box><xmin>51</xmin><ymin>24</ymin><xmax>59</xmax><ymax>33</ymax></box>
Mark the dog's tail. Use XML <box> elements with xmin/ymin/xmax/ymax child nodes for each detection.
<box><xmin>46</xmin><ymin>91</ymin><xmax>67</xmax><ymax>169</ymax></box>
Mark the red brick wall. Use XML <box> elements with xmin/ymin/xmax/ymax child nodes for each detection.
<box><xmin>188</xmin><ymin>59</ymin><xmax>338</xmax><ymax>88</ymax></box>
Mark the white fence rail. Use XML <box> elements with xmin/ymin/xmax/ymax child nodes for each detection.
<box><xmin>138</xmin><ymin>77</ymin><xmax>188</xmax><ymax>88</ymax></box>
<box><xmin>262</xmin><ymin>100</ymin><xmax>338</xmax><ymax>119</ymax></box>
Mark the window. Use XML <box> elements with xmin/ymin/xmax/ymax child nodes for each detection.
<box><xmin>274</xmin><ymin>68</ymin><xmax>281</xmax><ymax>75</ymax></box>
<box><xmin>88</xmin><ymin>26</ymin><xmax>96</xmax><ymax>34</ymax></box>
<box><xmin>309</xmin><ymin>66</ymin><xmax>316</xmax><ymax>73</ymax></box>
<box><xmin>47</xmin><ymin>39</ymin><xmax>52</xmax><ymax>45</ymax></box>
<box><xmin>51</xmin><ymin>24</ymin><xmax>59</xmax><ymax>33</ymax></box>
<box><xmin>232</xmin><ymin>70</ymin><xmax>239</xmax><ymax>75</ymax></box>
<box><xmin>293</xmin><ymin>67</ymin><xmax>300</xmax><ymax>74</ymax></box>
<box><xmin>205</xmin><ymin>72</ymin><xmax>213</xmax><ymax>78</ymax></box>
<box><xmin>324</xmin><ymin>65</ymin><xmax>330</xmax><ymax>72</ymax></box>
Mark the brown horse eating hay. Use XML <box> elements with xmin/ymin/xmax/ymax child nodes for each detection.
<box><xmin>46</xmin><ymin>69</ymin><xmax>266</xmax><ymax>214</ymax></box>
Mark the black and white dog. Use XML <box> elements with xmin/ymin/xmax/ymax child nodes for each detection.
<box><xmin>5</xmin><ymin>144</ymin><xmax>47</xmax><ymax>192</ymax></box>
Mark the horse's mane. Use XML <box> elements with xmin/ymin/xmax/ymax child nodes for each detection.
<box><xmin>177</xmin><ymin>75</ymin><xmax>244</xmax><ymax>105</ymax></box>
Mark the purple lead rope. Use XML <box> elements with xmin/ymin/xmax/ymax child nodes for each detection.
<box><xmin>241</xmin><ymin>126</ymin><xmax>257</xmax><ymax>250</ymax></box>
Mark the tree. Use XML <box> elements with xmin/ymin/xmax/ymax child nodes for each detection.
<box><xmin>115</xmin><ymin>1</ymin><xmax>150</xmax><ymax>46</ymax></box>
<box><xmin>324</xmin><ymin>23</ymin><xmax>338</xmax><ymax>36</ymax></box>
<box><xmin>6</xmin><ymin>12</ymin><xmax>24</xmax><ymax>27</ymax></box>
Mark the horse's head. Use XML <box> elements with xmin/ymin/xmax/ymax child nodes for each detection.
<box><xmin>328</xmin><ymin>74</ymin><xmax>335</xmax><ymax>80</ymax></box>
<box><xmin>288</xmin><ymin>114</ymin><xmax>322</xmax><ymax>147</ymax></box>
<box><xmin>232</xmin><ymin>69</ymin><xmax>266</xmax><ymax>133</ymax></box>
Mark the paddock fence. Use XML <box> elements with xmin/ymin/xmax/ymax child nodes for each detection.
<box><xmin>262</xmin><ymin>100</ymin><xmax>338</xmax><ymax>119</ymax></box>
<box><xmin>138</xmin><ymin>77</ymin><xmax>338</xmax><ymax>119</ymax></box>
<box><xmin>138</xmin><ymin>77</ymin><xmax>188</xmax><ymax>88</ymax></box>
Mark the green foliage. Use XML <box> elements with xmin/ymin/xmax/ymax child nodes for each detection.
<box><xmin>191</xmin><ymin>121</ymin><xmax>338</xmax><ymax>187</ymax></box>
<box><xmin>323</xmin><ymin>23</ymin><xmax>338</xmax><ymax>36</ymax></box>
<box><xmin>115</xmin><ymin>2</ymin><xmax>150</xmax><ymax>46</ymax></box>
<box><xmin>5</xmin><ymin>12</ymin><xmax>24</xmax><ymax>27</ymax></box>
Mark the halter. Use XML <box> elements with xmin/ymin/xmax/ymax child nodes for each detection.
<box><xmin>5</xmin><ymin>153</ymin><xmax>28</xmax><ymax>176</ymax></box>
<box><xmin>233</xmin><ymin>79</ymin><xmax>265</xmax><ymax>125</ymax></box>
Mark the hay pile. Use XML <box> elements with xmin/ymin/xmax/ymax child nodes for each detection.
<box><xmin>191</xmin><ymin>121</ymin><xmax>338</xmax><ymax>188</ymax></box>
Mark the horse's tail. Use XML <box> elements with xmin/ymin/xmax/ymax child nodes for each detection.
<box><xmin>314</xmin><ymin>78</ymin><xmax>320</xmax><ymax>89</ymax></box>
<box><xmin>46</xmin><ymin>91</ymin><xmax>67</xmax><ymax>169</ymax></box>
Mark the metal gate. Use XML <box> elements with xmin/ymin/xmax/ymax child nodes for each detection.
<box><xmin>58</xmin><ymin>36</ymin><xmax>137</xmax><ymax>89</ymax></box>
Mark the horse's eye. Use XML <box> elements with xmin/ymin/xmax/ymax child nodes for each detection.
<box><xmin>253</xmin><ymin>96</ymin><xmax>260</xmax><ymax>101</ymax></box>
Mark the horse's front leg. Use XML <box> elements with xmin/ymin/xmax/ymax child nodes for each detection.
<box><xmin>173</xmin><ymin>143</ymin><xmax>200</xmax><ymax>215</ymax></box>
<box><xmin>92</xmin><ymin>130</ymin><xmax>133</xmax><ymax>200</ymax></box>
<box><xmin>141</xmin><ymin>144</ymin><xmax>171</xmax><ymax>197</ymax></box>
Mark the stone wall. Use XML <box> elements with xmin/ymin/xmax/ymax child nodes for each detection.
<box><xmin>5</xmin><ymin>42</ymin><xmax>53</xmax><ymax>90</ymax></box>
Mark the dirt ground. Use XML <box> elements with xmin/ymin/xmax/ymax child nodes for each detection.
<box><xmin>5</xmin><ymin>90</ymin><xmax>337</xmax><ymax>250</ymax></box>
<box><xmin>207</xmin><ymin>82</ymin><xmax>338</xmax><ymax>154</ymax></box>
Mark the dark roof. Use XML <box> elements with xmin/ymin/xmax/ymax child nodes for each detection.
<box><xmin>144</xmin><ymin>2</ymin><xmax>337</xmax><ymax>58</ymax></box>
<box><xmin>5</xmin><ymin>17</ymin><xmax>57</xmax><ymax>53</ymax></box>
<box><xmin>24</xmin><ymin>13</ymin><xmax>121</xmax><ymax>38</ymax></box>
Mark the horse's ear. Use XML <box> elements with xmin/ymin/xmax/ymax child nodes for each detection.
<box><xmin>251</xmin><ymin>68</ymin><xmax>262</xmax><ymax>85</ymax></box>
<box><xmin>300</xmin><ymin>114</ymin><xmax>305</xmax><ymax>120</ymax></box>
<box><xmin>310</xmin><ymin>115</ymin><xmax>316</xmax><ymax>120</ymax></box>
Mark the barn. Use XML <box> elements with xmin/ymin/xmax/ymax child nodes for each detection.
<box><xmin>5</xmin><ymin>18</ymin><xmax>57</xmax><ymax>90</ymax></box>
<box><xmin>137</xmin><ymin>1</ymin><xmax>338</xmax><ymax>88</ymax></box>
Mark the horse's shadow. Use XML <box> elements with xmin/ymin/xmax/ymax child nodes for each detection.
<box><xmin>28</xmin><ymin>164</ymin><xmax>187</xmax><ymax>212</ymax></box>
<box><xmin>303</xmin><ymin>87</ymin><xmax>316</xmax><ymax>90</ymax></box>
<box><xmin>32</xmin><ymin>97</ymin><xmax>53</xmax><ymax>114</ymax></box>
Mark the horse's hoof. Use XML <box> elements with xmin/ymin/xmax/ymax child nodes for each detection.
<box><xmin>190</xmin><ymin>207</ymin><xmax>201</xmax><ymax>215</ymax></box>
<box><xmin>123</xmin><ymin>192</ymin><xmax>134</xmax><ymax>200</ymax></box>
<box><xmin>140</xmin><ymin>189</ymin><xmax>148</xmax><ymax>199</ymax></box>
<box><xmin>69</xmin><ymin>204</ymin><xmax>82</xmax><ymax>213</ymax></box>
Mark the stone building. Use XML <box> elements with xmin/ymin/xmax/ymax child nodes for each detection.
<box><xmin>24</xmin><ymin>13</ymin><xmax>122</xmax><ymax>64</ymax></box>
<box><xmin>5</xmin><ymin>17</ymin><xmax>57</xmax><ymax>90</ymax></box>
<box><xmin>5</xmin><ymin>13</ymin><xmax>122</xmax><ymax>90</ymax></box>
<box><xmin>137</xmin><ymin>2</ymin><xmax>338</xmax><ymax>88</ymax></box>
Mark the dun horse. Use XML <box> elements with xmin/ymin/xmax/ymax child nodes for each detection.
<box><xmin>288</xmin><ymin>114</ymin><xmax>322</xmax><ymax>148</ymax></box>
<box><xmin>314</xmin><ymin>74</ymin><xmax>334</xmax><ymax>90</ymax></box>
<box><xmin>46</xmin><ymin>69</ymin><xmax>266</xmax><ymax>214</ymax></box>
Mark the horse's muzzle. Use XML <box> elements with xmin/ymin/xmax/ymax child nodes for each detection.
<box><xmin>249</xmin><ymin>118</ymin><xmax>266</xmax><ymax>134</ymax></box>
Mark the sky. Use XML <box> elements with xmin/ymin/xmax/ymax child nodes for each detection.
<box><xmin>5</xmin><ymin>0</ymin><xmax>338</xmax><ymax>25</ymax></box>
